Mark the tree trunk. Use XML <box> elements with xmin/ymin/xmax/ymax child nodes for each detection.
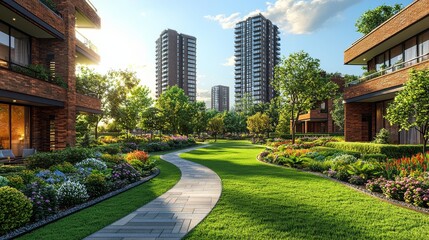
<box><xmin>94</xmin><ymin>120</ymin><xmax>99</xmax><ymax>140</ymax></box>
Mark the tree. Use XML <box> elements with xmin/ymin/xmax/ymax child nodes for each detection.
<box><xmin>273</xmin><ymin>51</ymin><xmax>338</xmax><ymax>144</ymax></box>
<box><xmin>191</xmin><ymin>101</ymin><xmax>209</xmax><ymax>137</ymax></box>
<box><xmin>116</xmin><ymin>86</ymin><xmax>152</xmax><ymax>138</ymax></box>
<box><xmin>355</xmin><ymin>4</ymin><xmax>403</xmax><ymax>35</ymax></box>
<box><xmin>223</xmin><ymin>111</ymin><xmax>247</xmax><ymax>135</ymax></box>
<box><xmin>139</xmin><ymin>107</ymin><xmax>163</xmax><ymax>140</ymax></box>
<box><xmin>207</xmin><ymin>115</ymin><xmax>224</xmax><ymax>142</ymax></box>
<box><xmin>247</xmin><ymin>112</ymin><xmax>270</xmax><ymax>143</ymax></box>
<box><xmin>156</xmin><ymin>86</ymin><xmax>190</xmax><ymax>134</ymax></box>
<box><xmin>275</xmin><ymin>108</ymin><xmax>290</xmax><ymax>135</ymax></box>
<box><xmin>386</xmin><ymin>69</ymin><xmax>429</xmax><ymax>154</ymax></box>
<box><xmin>75</xmin><ymin>66</ymin><xmax>109</xmax><ymax>139</ymax></box>
<box><xmin>330</xmin><ymin>95</ymin><xmax>344</xmax><ymax>131</ymax></box>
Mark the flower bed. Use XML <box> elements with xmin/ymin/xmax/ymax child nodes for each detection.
<box><xmin>259</xmin><ymin>137</ymin><xmax>429</xmax><ymax>209</ymax></box>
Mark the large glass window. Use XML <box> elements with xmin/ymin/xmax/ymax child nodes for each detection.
<box><xmin>10</xmin><ymin>29</ymin><xmax>30</xmax><ymax>66</ymax></box>
<box><xmin>419</xmin><ymin>30</ymin><xmax>429</xmax><ymax>61</ymax></box>
<box><xmin>390</xmin><ymin>44</ymin><xmax>403</xmax><ymax>67</ymax></box>
<box><xmin>0</xmin><ymin>104</ymin><xmax>30</xmax><ymax>156</ymax></box>
<box><xmin>404</xmin><ymin>37</ymin><xmax>417</xmax><ymax>66</ymax></box>
<box><xmin>0</xmin><ymin>23</ymin><xmax>9</xmax><ymax>67</ymax></box>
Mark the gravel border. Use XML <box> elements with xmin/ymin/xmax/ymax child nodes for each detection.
<box><xmin>0</xmin><ymin>168</ymin><xmax>160</xmax><ymax>240</ymax></box>
<box><xmin>257</xmin><ymin>158</ymin><xmax>429</xmax><ymax>215</ymax></box>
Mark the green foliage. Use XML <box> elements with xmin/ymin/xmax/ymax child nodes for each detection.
<box><xmin>326</xmin><ymin>142</ymin><xmax>422</xmax><ymax>158</ymax></box>
<box><xmin>361</xmin><ymin>154</ymin><xmax>388</xmax><ymax>162</ymax></box>
<box><xmin>85</xmin><ymin>173</ymin><xmax>108</xmax><ymax>198</ymax></box>
<box><xmin>0</xmin><ymin>186</ymin><xmax>32</xmax><ymax>234</ymax></box>
<box><xmin>50</xmin><ymin>162</ymin><xmax>77</xmax><ymax>173</ymax></box>
<box><xmin>273</xmin><ymin>51</ymin><xmax>338</xmax><ymax>143</ymax></box>
<box><xmin>0</xmin><ymin>165</ymin><xmax>26</xmax><ymax>174</ymax></box>
<box><xmin>330</xmin><ymin>95</ymin><xmax>344</xmax><ymax>131</ymax></box>
<box><xmin>223</xmin><ymin>111</ymin><xmax>247</xmax><ymax>135</ymax></box>
<box><xmin>128</xmin><ymin>159</ymin><xmax>144</xmax><ymax>173</ymax></box>
<box><xmin>246</xmin><ymin>112</ymin><xmax>270</xmax><ymax>138</ymax></box>
<box><xmin>139</xmin><ymin>107</ymin><xmax>163</xmax><ymax>139</ymax></box>
<box><xmin>373</xmin><ymin>128</ymin><xmax>390</xmax><ymax>144</ymax></box>
<box><xmin>386</xmin><ymin>69</ymin><xmax>429</xmax><ymax>153</ymax></box>
<box><xmin>207</xmin><ymin>115</ymin><xmax>225</xmax><ymax>141</ymax></box>
<box><xmin>57</xmin><ymin>181</ymin><xmax>89</xmax><ymax>208</ymax></box>
<box><xmin>0</xmin><ymin>176</ymin><xmax>9</xmax><ymax>187</ymax></box>
<box><xmin>94</xmin><ymin>144</ymin><xmax>122</xmax><ymax>155</ymax></box>
<box><xmin>6</xmin><ymin>175</ymin><xmax>24</xmax><ymax>190</ymax></box>
<box><xmin>355</xmin><ymin>4</ymin><xmax>403</xmax><ymax>35</ymax></box>
<box><xmin>26</xmin><ymin>148</ymin><xmax>94</xmax><ymax>169</ymax></box>
<box><xmin>156</xmin><ymin>86</ymin><xmax>191</xmax><ymax>135</ymax></box>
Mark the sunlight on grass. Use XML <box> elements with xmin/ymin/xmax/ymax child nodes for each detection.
<box><xmin>181</xmin><ymin>140</ymin><xmax>429</xmax><ymax>240</ymax></box>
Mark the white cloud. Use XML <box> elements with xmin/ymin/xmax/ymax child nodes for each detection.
<box><xmin>222</xmin><ymin>55</ymin><xmax>235</xmax><ymax>66</ymax></box>
<box><xmin>206</xmin><ymin>0</ymin><xmax>362</xmax><ymax>34</ymax></box>
<box><xmin>197</xmin><ymin>88</ymin><xmax>211</xmax><ymax>107</ymax></box>
<box><xmin>204</xmin><ymin>12</ymin><xmax>241</xmax><ymax>29</ymax></box>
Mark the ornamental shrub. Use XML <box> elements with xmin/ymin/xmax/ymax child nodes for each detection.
<box><xmin>0</xmin><ymin>165</ymin><xmax>26</xmax><ymax>174</ymax></box>
<box><xmin>361</xmin><ymin>154</ymin><xmax>388</xmax><ymax>162</ymax></box>
<box><xmin>365</xmin><ymin>177</ymin><xmax>387</xmax><ymax>193</ymax></box>
<box><xmin>75</xmin><ymin>158</ymin><xmax>107</xmax><ymax>171</ymax></box>
<box><xmin>326</xmin><ymin>142</ymin><xmax>422</xmax><ymax>158</ymax></box>
<box><xmin>100</xmin><ymin>153</ymin><xmax>125</xmax><ymax>164</ymax></box>
<box><xmin>25</xmin><ymin>151</ymin><xmax>62</xmax><ymax>169</ymax></box>
<box><xmin>125</xmin><ymin>150</ymin><xmax>149</xmax><ymax>163</ymax></box>
<box><xmin>142</xmin><ymin>158</ymin><xmax>157</xmax><ymax>173</ymax></box>
<box><xmin>36</xmin><ymin>170</ymin><xmax>68</xmax><ymax>185</ymax></box>
<box><xmin>58</xmin><ymin>147</ymin><xmax>94</xmax><ymax>165</ymax></box>
<box><xmin>85</xmin><ymin>172</ymin><xmax>108</xmax><ymax>198</ymax></box>
<box><xmin>23</xmin><ymin>182</ymin><xmax>58</xmax><ymax>221</ymax></box>
<box><xmin>332</xmin><ymin>154</ymin><xmax>358</xmax><ymax>164</ymax></box>
<box><xmin>57</xmin><ymin>181</ymin><xmax>89</xmax><ymax>208</ymax></box>
<box><xmin>19</xmin><ymin>170</ymin><xmax>36</xmax><ymax>185</ymax></box>
<box><xmin>6</xmin><ymin>175</ymin><xmax>24</xmax><ymax>190</ymax></box>
<box><xmin>50</xmin><ymin>161</ymin><xmax>77</xmax><ymax>173</ymax></box>
<box><xmin>373</xmin><ymin>128</ymin><xmax>390</xmax><ymax>144</ymax></box>
<box><xmin>128</xmin><ymin>159</ymin><xmax>144</xmax><ymax>173</ymax></box>
<box><xmin>0</xmin><ymin>176</ymin><xmax>9</xmax><ymax>187</ymax></box>
<box><xmin>94</xmin><ymin>143</ymin><xmax>122</xmax><ymax>155</ymax></box>
<box><xmin>348</xmin><ymin>175</ymin><xmax>365</xmax><ymax>185</ymax></box>
<box><xmin>110</xmin><ymin>163</ymin><xmax>141</xmax><ymax>184</ymax></box>
<box><xmin>0</xmin><ymin>186</ymin><xmax>32</xmax><ymax>234</ymax></box>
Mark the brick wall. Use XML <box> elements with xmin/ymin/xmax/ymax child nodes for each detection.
<box><xmin>344</xmin><ymin>103</ymin><xmax>375</xmax><ymax>142</ymax></box>
<box><xmin>76</xmin><ymin>93</ymin><xmax>101</xmax><ymax>110</ymax></box>
<box><xmin>344</xmin><ymin>0</ymin><xmax>429</xmax><ymax>63</ymax></box>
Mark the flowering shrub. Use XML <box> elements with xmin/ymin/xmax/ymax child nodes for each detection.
<box><xmin>57</xmin><ymin>181</ymin><xmax>89</xmax><ymax>208</ymax></box>
<box><xmin>110</xmin><ymin>163</ymin><xmax>141</xmax><ymax>184</ymax></box>
<box><xmin>75</xmin><ymin>158</ymin><xmax>107</xmax><ymax>171</ymax></box>
<box><xmin>384</xmin><ymin>152</ymin><xmax>429</xmax><ymax>178</ymax></box>
<box><xmin>142</xmin><ymin>142</ymin><xmax>171</xmax><ymax>152</ymax></box>
<box><xmin>125</xmin><ymin>150</ymin><xmax>149</xmax><ymax>163</ymax></box>
<box><xmin>348</xmin><ymin>175</ymin><xmax>365</xmax><ymax>185</ymax></box>
<box><xmin>365</xmin><ymin>177</ymin><xmax>387</xmax><ymax>193</ymax></box>
<box><xmin>282</xmin><ymin>148</ymin><xmax>311</xmax><ymax>157</ymax></box>
<box><xmin>36</xmin><ymin>170</ymin><xmax>67</xmax><ymax>185</ymax></box>
<box><xmin>23</xmin><ymin>182</ymin><xmax>58</xmax><ymax>221</ymax></box>
<box><xmin>332</xmin><ymin>154</ymin><xmax>358</xmax><ymax>164</ymax></box>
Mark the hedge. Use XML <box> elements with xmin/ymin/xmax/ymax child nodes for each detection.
<box><xmin>326</xmin><ymin>142</ymin><xmax>423</xmax><ymax>158</ymax></box>
<box><xmin>311</xmin><ymin>146</ymin><xmax>361</xmax><ymax>158</ymax></box>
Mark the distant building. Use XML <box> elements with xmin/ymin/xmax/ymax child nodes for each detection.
<box><xmin>343</xmin><ymin>0</ymin><xmax>428</xmax><ymax>144</ymax></box>
<box><xmin>155</xmin><ymin>29</ymin><xmax>196</xmax><ymax>101</ymax></box>
<box><xmin>234</xmin><ymin>14</ymin><xmax>281</xmax><ymax>110</ymax></box>
<box><xmin>211</xmin><ymin>85</ymin><xmax>229</xmax><ymax>112</ymax></box>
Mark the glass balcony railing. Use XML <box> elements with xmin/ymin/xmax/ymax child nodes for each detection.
<box><xmin>346</xmin><ymin>52</ymin><xmax>429</xmax><ymax>87</ymax></box>
<box><xmin>75</xmin><ymin>30</ymin><xmax>98</xmax><ymax>53</ymax></box>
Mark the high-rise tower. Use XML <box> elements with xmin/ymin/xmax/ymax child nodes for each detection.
<box><xmin>211</xmin><ymin>85</ymin><xmax>229</xmax><ymax>112</ymax></box>
<box><xmin>155</xmin><ymin>29</ymin><xmax>196</xmax><ymax>101</ymax></box>
<box><xmin>234</xmin><ymin>14</ymin><xmax>280</xmax><ymax>110</ymax></box>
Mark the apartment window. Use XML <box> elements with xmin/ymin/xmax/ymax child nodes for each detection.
<box><xmin>404</xmin><ymin>37</ymin><xmax>417</xmax><ymax>66</ymax></box>
<box><xmin>419</xmin><ymin>30</ymin><xmax>429</xmax><ymax>61</ymax></box>
<box><xmin>0</xmin><ymin>23</ymin><xmax>30</xmax><ymax>67</ymax></box>
<box><xmin>390</xmin><ymin>44</ymin><xmax>403</xmax><ymax>66</ymax></box>
<box><xmin>320</xmin><ymin>101</ymin><xmax>327</xmax><ymax>113</ymax></box>
<box><xmin>0</xmin><ymin>104</ymin><xmax>31</xmax><ymax>156</ymax></box>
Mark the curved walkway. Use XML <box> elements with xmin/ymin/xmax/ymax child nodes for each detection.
<box><xmin>85</xmin><ymin>145</ymin><xmax>222</xmax><ymax>240</ymax></box>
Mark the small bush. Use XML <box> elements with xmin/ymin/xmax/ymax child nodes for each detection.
<box><xmin>0</xmin><ymin>176</ymin><xmax>9</xmax><ymax>187</ymax></box>
<box><xmin>348</xmin><ymin>175</ymin><xmax>365</xmax><ymax>185</ymax></box>
<box><xmin>306</xmin><ymin>160</ymin><xmax>330</xmax><ymax>172</ymax></box>
<box><xmin>19</xmin><ymin>170</ymin><xmax>36</xmax><ymax>185</ymax></box>
<box><xmin>6</xmin><ymin>175</ymin><xmax>24</xmax><ymax>190</ymax></box>
<box><xmin>75</xmin><ymin>158</ymin><xmax>107</xmax><ymax>171</ymax></box>
<box><xmin>23</xmin><ymin>182</ymin><xmax>58</xmax><ymax>221</ymax></box>
<box><xmin>332</xmin><ymin>154</ymin><xmax>358</xmax><ymax>164</ymax></box>
<box><xmin>142</xmin><ymin>142</ymin><xmax>171</xmax><ymax>152</ymax></box>
<box><xmin>57</xmin><ymin>181</ymin><xmax>89</xmax><ymax>208</ymax></box>
<box><xmin>125</xmin><ymin>150</ymin><xmax>149</xmax><ymax>163</ymax></box>
<box><xmin>85</xmin><ymin>173</ymin><xmax>108</xmax><ymax>198</ymax></box>
<box><xmin>142</xmin><ymin>158</ymin><xmax>157</xmax><ymax>173</ymax></box>
<box><xmin>365</xmin><ymin>177</ymin><xmax>387</xmax><ymax>193</ymax></box>
<box><xmin>100</xmin><ymin>153</ymin><xmax>125</xmax><ymax>164</ymax></box>
<box><xmin>0</xmin><ymin>186</ymin><xmax>33</xmax><ymax>234</ymax></box>
<box><xmin>36</xmin><ymin>170</ymin><xmax>68</xmax><ymax>185</ymax></box>
<box><xmin>0</xmin><ymin>165</ymin><xmax>26</xmax><ymax>174</ymax></box>
<box><xmin>110</xmin><ymin>163</ymin><xmax>141</xmax><ymax>184</ymax></box>
<box><xmin>59</xmin><ymin>147</ymin><xmax>94</xmax><ymax>165</ymax></box>
<box><xmin>128</xmin><ymin>159</ymin><xmax>144</xmax><ymax>173</ymax></box>
<box><xmin>94</xmin><ymin>144</ymin><xmax>122</xmax><ymax>155</ymax></box>
<box><xmin>361</xmin><ymin>154</ymin><xmax>388</xmax><ymax>162</ymax></box>
<box><xmin>50</xmin><ymin>162</ymin><xmax>77</xmax><ymax>173</ymax></box>
<box><xmin>26</xmin><ymin>152</ymin><xmax>61</xmax><ymax>169</ymax></box>
<box><xmin>373</xmin><ymin>128</ymin><xmax>390</xmax><ymax>144</ymax></box>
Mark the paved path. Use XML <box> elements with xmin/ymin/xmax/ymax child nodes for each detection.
<box><xmin>85</xmin><ymin>145</ymin><xmax>222</xmax><ymax>240</ymax></box>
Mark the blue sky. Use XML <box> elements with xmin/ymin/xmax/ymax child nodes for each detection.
<box><xmin>83</xmin><ymin>0</ymin><xmax>412</xmax><ymax>106</ymax></box>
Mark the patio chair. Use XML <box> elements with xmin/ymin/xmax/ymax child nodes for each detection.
<box><xmin>1</xmin><ymin>149</ymin><xmax>15</xmax><ymax>159</ymax></box>
<box><xmin>22</xmin><ymin>148</ymin><xmax>36</xmax><ymax>158</ymax></box>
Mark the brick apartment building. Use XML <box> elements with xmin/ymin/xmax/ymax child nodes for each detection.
<box><xmin>0</xmin><ymin>0</ymin><xmax>101</xmax><ymax>156</ymax></box>
<box><xmin>344</xmin><ymin>0</ymin><xmax>429</xmax><ymax>144</ymax></box>
<box><xmin>294</xmin><ymin>75</ymin><xmax>344</xmax><ymax>134</ymax></box>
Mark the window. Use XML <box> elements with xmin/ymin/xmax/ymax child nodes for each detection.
<box><xmin>419</xmin><ymin>30</ymin><xmax>429</xmax><ymax>61</ymax></box>
<box><xmin>0</xmin><ymin>23</ymin><xmax>9</xmax><ymax>66</ymax></box>
<box><xmin>320</xmin><ymin>101</ymin><xmax>327</xmax><ymax>113</ymax></box>
<box><xmin>390</xmin><ymin>44</ymin><xmax>403</xmax><ymax>67</ymax></box>
<box><xmin>404</xmin><ymin>37</ymin><xmax>417</xmax><ymax>66</ymax></box>
<box><xmin>0</xmin><ymin>104</ymin><xmax>30</xmax><ymax>156</ymax></box>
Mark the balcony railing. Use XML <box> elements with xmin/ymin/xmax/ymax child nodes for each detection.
<box><xmin>76</xmin><ymin>30</ymin><xmax>98</xmax><ymax>53</ymax></box>
<box><xmin>346</xmin><ymin>53</ymin><xmax>429</xmax><ymax>87</ymax></box>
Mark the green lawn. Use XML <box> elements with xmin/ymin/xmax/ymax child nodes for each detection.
<box><xmin>18</xmin><ymin>155</ymin><xmax>181</xmax><ymax>240</ymax></box>
<box><xmin>181</xmin><ymin>140</ymin><xmax>429</xmax><ymax>240</ymax></box>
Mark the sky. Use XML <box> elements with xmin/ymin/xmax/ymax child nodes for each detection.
<box><xmin>81</xmin><ymin>0</ymin><xmax>412</xmax><ymax>107</ymax></box>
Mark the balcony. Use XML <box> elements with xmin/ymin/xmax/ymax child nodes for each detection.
<box><xmin>75</xmin><ymin>30</ymin><xmax>100</xmax><ymax>64</ymax></box>
<box><xmin>74</xmin><ymin>0</ymin><xmax>100</xmax><ymax>28</ymax></box>
<box><xmin>346</xmin><ymin>53</ymin><xmax>429</xmax><ymax>87</ymax></box>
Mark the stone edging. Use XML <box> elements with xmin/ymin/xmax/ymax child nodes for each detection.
<box><xmin>257</xmin><ymin>158</ymin><xmax>429</xmax><ymax>215</ymax></box>
<box><xmin>0</xmin><ymin>168</ymin><xmax>160</xmax><ymax>240</ymax></box>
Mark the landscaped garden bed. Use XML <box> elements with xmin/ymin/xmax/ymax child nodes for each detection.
<box><xmin>258</xmin><ymin>137</ymin><xmax>429</xmax><ymax>210</ymax></box>
<box><xmin>0</xmin><ymin>135</ymin><xmax>195</xmax><ymax>238</ymax></box>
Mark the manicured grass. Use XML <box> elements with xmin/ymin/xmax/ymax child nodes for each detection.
<box><xmin>181</xmin><ymin>140</ymin><xmax>429</xmax><ymax>240</ymax></box>
<box><xmin>18</xmin><ymin>155</ymin><xmax>181</xmax><ymax>240</ymax></box>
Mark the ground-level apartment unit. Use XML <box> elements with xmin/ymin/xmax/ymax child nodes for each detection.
<box><xmin>343</xmin><ymin>0</ymin><xmax>429</xmax><ymax>144</ymax></box>
<box><xmin>0</xmin><ymin>0</ymin><xmax>101</xmax><ymax>156</ymax></box>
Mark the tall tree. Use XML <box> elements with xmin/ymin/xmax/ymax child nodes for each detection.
<box><xmin>207</xmin><ymin>115</ymin><xmax>224</xmax><ymax>142</ymax></box>
<box><xmin>75</xmin><ymin>66</ymin><xmax>109</xmax><ymax>139</ymax></box>
<box><xmin>156</xmin><ymin>86</ymin><xmax>190</xmax><ymax>134</ymax></box>
<box><xmin>139</xmin><ymin>107</ymin><xmax>163</xmax><ymax>140</ymax></box>
<box><xmin>331</xmin><ymin>95</ymin><xmax>344</xmax><ymax>131</ymax></box>
<box><xmin>355</xmin><ymin>4</ymin><xmax>403</xmax><ymax>35</ymax></box>
<box><xmin>223</xmin><ymin>111</ymin><xmax>247</xmax><ymax>135</ymax></box>
<box><xmin>273</xmin><ymin>51</ymin><xmax>338</xmax><ymax>143</ymax></box>
<box><xmin>247</xmin><ymin>112</ymin><xmax>270</xmax><ymax>143</ymax></box>
<box><xmin>192</xmin><ymin>101</ymin><xmax>209</xmax><ymax>137</ymax></box>
<box><xmin>386</xmin><ymin>69</ymin><xmax>429</xmax><ymax>154</ymax></box>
